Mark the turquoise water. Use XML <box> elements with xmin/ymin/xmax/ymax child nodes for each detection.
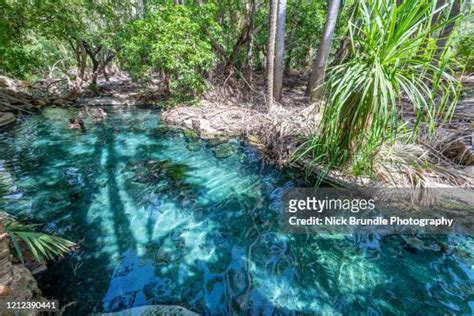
<box><xmin>0</xmin><ymin>107</ymin><xmax>473</xmax><ymax>315</ymax></box>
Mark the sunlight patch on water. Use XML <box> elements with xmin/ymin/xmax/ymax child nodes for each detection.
<box><xmin>86</xmin><ymin>184</ymin><xmax>120</xmax><ymax>264</ymax></box>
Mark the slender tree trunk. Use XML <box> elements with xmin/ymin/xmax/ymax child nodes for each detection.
<box><xmin>245</xmin><ymin>0</ymin><xmax>256</xmax><ymax>84</ymax></box>
<box><xmin>273</xmin><ymin>0</ymin><xmax>287</xmax><ymax>101</ymax></box>
<box><xmin>223</xmin><ymin>23</ymin><xmax>251</xmax><ymax>74</ymax></box>
<box><xmin>103</xmin><ymin>67</ymin><xmax>110</xmax><ymax>82</ymax></box>
<box><xmin>331</xmin><ymin>36</ymin><xmax>350</xmax><ymax>66</ymax></box>
<box><xmin>0</xmin><ymin>218</ymin><xmax>13</xmax><ymax>294</ymax></box>
<box><xmin>435</xmin><ymin>0</ymin><xmax>461</xmax><ymax>60</ymax></box>
<box><xmin>306</xmin><ymin>0</ymin><xmax>341</xmax><ymax>102</ymax></box>
<box><xmin>77</xmin><ymin>40</ymin><xmax>88</xmax><ymax>81</ymax></box>
<box><xmin>266</xmin><ymin>0</ymin><xmax>278</xmax><ymax>109</ymax></box>
<box><xmin>88</xmin><ymin>52</ymin><xmax>115</xmax><ymax>92</ymax></box>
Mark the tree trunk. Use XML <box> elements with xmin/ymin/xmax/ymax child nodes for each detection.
<box><xmin>330</xmin><ymin>36</ymin><xmax>350</xmax><ymax>67</ymax></box>
<box><xmin>0</xmin><ymin>218</ymin><xmax>13</xmax><ymax>292</ymax></box>
<box><xmin>245</xmin><ymin>0</ymin><xmax>256</xmax><ymax>84</ymax></box>
<box><xmin>273</xmin><ymin>0</ymin><xmax>287</xmax><ymax>102</ymax></box>
<box><xmin>88</xmin><ymin>52</ymin><xmax>115</xmax><ymax>92</ymax></box>
<box><xmin>266</xmin><ymin>0</ymin><xmax>278</xmax><ymax>110</ymax></box>
<box><xmin>223</xmin><ymin>22</ymin><xmax>251</xmax><ymax>74</ymax></box>
<box><xmin>76</xmin><ymin>40</ymin><xmax>88</xmax><ymax>81</ymax></box>
<box><xmin>306</xmin><ymin>0</ymin><xmax>341</xmax><ymax>103</ymax></box>
<box><xmin>435</xmin><ymin>0</ymin><xmax>461</xmax><ymax>60</ymax></box>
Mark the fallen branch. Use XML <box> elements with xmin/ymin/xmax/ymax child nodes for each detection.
<box><xmin>0</xmin><ymin>101</ymin><xmax>35</xmax><ymax>114</ymax></box>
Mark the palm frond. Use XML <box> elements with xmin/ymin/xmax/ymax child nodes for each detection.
<box><xmin>3</xmin><ymin>219</ymin><xmax>75</xmax><ymax>263</ymax></box>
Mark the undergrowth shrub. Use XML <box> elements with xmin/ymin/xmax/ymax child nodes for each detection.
<box><xmin>118</xmin><ymin>3</ymin><xmax>219</xmax><ymax>104</ymax></box>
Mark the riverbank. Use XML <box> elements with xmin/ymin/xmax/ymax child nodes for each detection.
<box><xmin>162</xmin><ymin>94</ymin><xmax>474</xmax><ymax>190</ymax></box>
<box><xmin>2</xmin><ymin>73</ymin><xmax>473</xmax><ymax>189</ymax></box>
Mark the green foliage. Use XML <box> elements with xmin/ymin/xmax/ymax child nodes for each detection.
<box><xmin>285</xmin><ymin>0</ymin><xmax>326</xmax><ymax>70</ymax></box>
<box><xmin>3</xmin><ymin>218</ymin><xmax>75</xmax><ymax>263</ymax></box>
<box><xmin>0</xmin><ymin>0</ymin><xmax>133</xmax><ymax>80</ymax></box>
<box><xmin>119</xmin><ymin>3</ymin><xmax>218</xmax><ymax>101</ymax></box>
<box><xmin>455</xmin><ymin>33</ymin><xmax>474</xmax><ymax>72</ymax></box>
<box><xmin>297</xmin><ymin>0</ymin><xmax>461</xmax><ymax>176</ymax></box>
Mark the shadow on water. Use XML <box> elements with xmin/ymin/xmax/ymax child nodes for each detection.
<box><xmin>0</xmin><ymin>107</ymin><xmax>472</xmax><ymax>315</ymax></box>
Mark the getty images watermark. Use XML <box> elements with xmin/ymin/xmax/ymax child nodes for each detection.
<box><xmin>280</xmin><ymin>188</ymin><xmax>473</xmax><ymax>234</ymax></box>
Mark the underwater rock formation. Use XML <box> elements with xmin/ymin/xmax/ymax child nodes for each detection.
<box><xmin>212</xmin><ymin>142</ymin><xmax>236</xmax><ymax>159</ymax></box>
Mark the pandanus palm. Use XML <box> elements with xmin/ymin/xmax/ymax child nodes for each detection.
<box><xmin>299</xmin><ymin>0</ymin><xmax>461</xmax><ymax>175</ymax></box>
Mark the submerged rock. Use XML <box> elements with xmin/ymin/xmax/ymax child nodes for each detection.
<box><xmin>212</xmin><ymin>142</ymin><xmax>236</xmax><ymax>159</ymax></box>
<box><xmin>186</xmin><ymin>141</ymin><xmax>202</xmax><ymax>152</ymax></box>
<box><xmin>96</xmin><ymin>305</ymin><xmax>199</xmax><ymax>316</ymax></box>
<box><xmin>183</xmin><ymin>129</ymin><xmax>199</xmax><ymax>140</ymax></box>
<box><xmin>206</xmin><ymin>138</ymin><xmax>226</xmax><ymax>147</ymax></box>
<box><xmin>132</xmin><ymin>159</ymin><xmax>189</xmax><ymax>183</ymax></box>
<box><xmin>0</xmin><ymin>112</ymin><xmax>16</xmax><ymax>127</ymax></box>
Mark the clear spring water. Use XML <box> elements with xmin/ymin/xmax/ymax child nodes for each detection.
<box><xmin>0</xmin><ymin>107</ymin><xmax>473</xmax><ymax>315</ymax></box>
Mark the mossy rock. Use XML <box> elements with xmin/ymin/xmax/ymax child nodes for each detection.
<box><xmin>151</xmin><ymin>125</ymin><xmax>175</xmax><ymax>137</ymax></box>
<box><xmin>206</xmin><ymin>138</ymin><xmax>226</xmax><ymax>148</ymax></box>
<box><xmin>186</xmin><ymin>142</ymin><xmax>202</xmax><ymax>152</ymax></box>
<box><xmin>183</xmin><ymin>129</ymin><xmax>199</xmax><ymax>140</ymax></box>
<box><xmin>95</xmin><ymin>305</ymin><xmax>199</xmax><ymax>316</ymax></box>
<box><xmin>212</xmin><ymin>143</ymin><xmax>236</xmax><ymax>159</ymax></box>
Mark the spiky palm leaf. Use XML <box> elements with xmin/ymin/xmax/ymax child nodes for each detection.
<box><xmin>3</xmin><ymin>219</ymin><xmax>75</xmax><ymax>263</ymax></box>
<box><xmin>297</xmin><ymin>0</ymin><xmax>461</xmax><ymax>176</ymax></box>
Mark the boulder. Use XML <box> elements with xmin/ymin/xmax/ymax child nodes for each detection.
<box><xmin>0</xmin><ymin>112</ymin><xmax>16</xmax><ymax>127</ymax></box>
<box><xmin>192</xmin><ymin>119</ymin><xmax>216</xmax><ymax>137</ymax></box>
